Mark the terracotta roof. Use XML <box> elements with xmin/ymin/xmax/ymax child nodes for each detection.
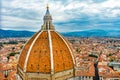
<box><xmin>76</xmin><ymin>62</ymin><xmax>95</xmax><ymax>76</ymax></box>
<box><xmin>18</xmin><ymin>31</ymin><xmax>74</xmax><ymax>73</ymax></box>
<box><xmin>7</xmin><ymin>70</ymin><xmax>16</xmax><ymax>80</ymax></box>
<box><xmin>0</xmin><ymin>72</ymin><xmax>5</xmax><ymax>80</ymax></box>
<box><xmin>0</xmin><ymin>63</ymin><xmax>12</xmax><ymax>71</ymax></box>
<box><xmin>98</xmin><ymin>65</ymin><xmax>120</xmax><ymax>78</ymax></box>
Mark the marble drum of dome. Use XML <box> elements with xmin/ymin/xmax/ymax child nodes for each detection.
<box><xmin>17</xmin><ymin>5</ymin><xmax>75</xmax><ymax>80</ymax></box>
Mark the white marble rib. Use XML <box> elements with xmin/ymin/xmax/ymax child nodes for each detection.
<box><xmin>23</xmin><ymin>31</ymin><xmax>43</xmax><ymax>72</ymax></box>
<box><xmin>55</xmin><ymin>31</ymin><xmax>75</xmax><ymax>65</ymax></box>
<box><xmin>48</xmin><ymin>30</ymin><xmax>54</xmax><ymax>74</ymax></box>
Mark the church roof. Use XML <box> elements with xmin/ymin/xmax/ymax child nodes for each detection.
<box><xmin>18</xmin><ymin>5</ymin><xmax>75</xmax><ymax>74</ymax></box>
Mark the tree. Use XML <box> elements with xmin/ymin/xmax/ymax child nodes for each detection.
<box><xmin>89</xmin><ymin>54</ymin><xmax>98</xmax><ymax>58</ymax></box>
<box><xmin>110</xmin><ymin>58</ymin><xmax>114</xmax><ymax>62</ymax></box>
<box><xmin>0</xmin><ymin>42</ymin><xmax>3</xmax><ymax>47</ymax></box>
<box><xmin>0</xmin><ymin>43</ymin><xmax>3</xmax><ymax>49</ymax></box>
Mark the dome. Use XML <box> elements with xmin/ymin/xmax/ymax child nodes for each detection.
<box><xmin>18</xmin><ymin>31</ymin><xmax>74</xmax><ymax>73</ymax></box>
<box><xmin>17</xmin><ymin>5</ymin><xmax>75</xmax><ymax>80</ymax></box>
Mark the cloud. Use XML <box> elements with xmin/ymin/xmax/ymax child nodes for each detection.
<box><xmin>1</xmin><ymin>0</ymin><xmax>120</xmax><ymax>32</ymax></box>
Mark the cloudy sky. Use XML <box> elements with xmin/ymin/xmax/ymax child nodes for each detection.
<box><xmin>1</xmin><ymin>0</ymin><xmax>120</xmax><ymax>32</ymax></box>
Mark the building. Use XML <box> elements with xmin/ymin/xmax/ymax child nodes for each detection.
<box><xmin>75</xmin><ymin>61</ymin><xmax>95</xmax><ymax>80</ymax></box>
<box><xmin>108</xmin><ymin>62</ymin><xmax>120</xmax><ymax>72</ymax></box>
<box><xmin>17</xmin><ymin>5</ymin><xmax>75</xmax><ymax>80</ymax></box>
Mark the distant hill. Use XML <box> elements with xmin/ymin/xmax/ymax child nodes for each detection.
<box><xmin>0</xmin><ymin>29</ymin><xmax>120</xmax><ymax>38</ymax></box>
<box><xmin>0</xmin><ymin>29</ymin><xmax>35</xmax><ymax>38</ymax></box>
<box><xmin>62</xmin><ymin>30</ymin><xmax>120</xmax><ymax>38</ymax></box>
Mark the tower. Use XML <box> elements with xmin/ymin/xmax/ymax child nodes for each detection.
<box><xmin>17</xmin><ymin>5</ymin><xmax>75</xmax><ymax>80</ymax></box>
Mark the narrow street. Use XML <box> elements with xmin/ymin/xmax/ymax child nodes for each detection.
<box><xmin>94</xmin><ymin>61</ymin><xmax>99</xmax><ymax>80</ymax></box>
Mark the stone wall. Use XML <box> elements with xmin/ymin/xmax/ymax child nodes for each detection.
<box><xmin>17</xmin><ymin>66</ymin><xmax>74</xmax><ymax>80</ymax></box>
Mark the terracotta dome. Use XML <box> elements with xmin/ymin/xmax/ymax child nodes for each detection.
<box><xmin>17</xmin><ymin>5</ymin><xmax>75</xmax><ymax>80</ymax></box>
